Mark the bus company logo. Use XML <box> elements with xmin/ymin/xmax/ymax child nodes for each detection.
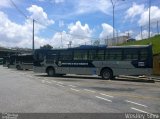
<box><xmin>58</xmin><ymin>61</ymin><xmax>62</xmax><ymax>66</ymax></box>
<box><xmin>2</xmin><ymin>113</ymin><xmax>18</xmax><ymax>119</ymax></box>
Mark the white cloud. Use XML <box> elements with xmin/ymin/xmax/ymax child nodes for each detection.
<box><xmin>99</xmin><ymin>23</ymin><xmax>114</xmax><ymax>39</ymax></box>
<box><xmin>27</xmin><ymin>5</ymin><xmax>54</xmax><ymax>26</ymax></box>
<box><xmin>138</xmin><ymin>6</ymin><xmax>160</xmax><ymax>26</ymax></box>
<box><xmin>0</xmin><ymin>5</ymin><xmax>54</xmax><ymax>48</ymax></box>
<box><xmin>0</xmin><ymin>0</ymin><xmax>12</xmax><ymax>8</ymax></box>
<box><xmin>38</xmin><ymin>0</ymin><xmax>65</xmax><ymax>4</ymax></box>
<box><xmin>135</xmin><ymin>30</ymin><xmax>153</xmax><ymax>40</ymax></box>
<box><xmin>68</xmin><ymin>21</ymin><xmax>92</xmax><ymax>37</ymax></box>
<box><xmin>50</xmin><ymin>32</ymin><xmax>92</xmax><ymax>48</ymax></box>
<box><xmin>51</xmin><ymin>0</ymin><xmax>65</xmax><ymax>4</ymax></box>
<box><xmin>50</xmin><ymin>21</ymin><xmax>92</xmax><ymax>48</ymax></box>
<box><xmin>75</xmin><ymin>0</ymin><xmax>111</xmax><ymax>15</ymax></box>
<box><xmin>59</xmin><ymin>20</ymin><xmax>64</xmax><ymax>28</ymax></box>
<box><xmin>125</xmin><ymin>3</ymin><xmax>145</xmax><ymax>20</ymax></box>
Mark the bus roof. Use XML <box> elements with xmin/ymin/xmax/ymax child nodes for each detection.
<box><xmin>34</xmin><ymin>45</ymin><xmax>152</xmax><ymax>52</ymax></box>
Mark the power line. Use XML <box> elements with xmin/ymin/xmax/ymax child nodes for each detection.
<box><xmin>9</xmin><ymin>0</ymin><xmax>28</xmax><ymax>19</ymax></box>
<box><xmin>9</xmin><ymin>0</ymin><xmax>99</xmax><ymax>40</ymax></box>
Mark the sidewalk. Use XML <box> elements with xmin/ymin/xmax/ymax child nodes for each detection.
<box><xmin>150</xmin><ymin>75</ymin><xmax>160</xmax><ymax>80</ymax></box>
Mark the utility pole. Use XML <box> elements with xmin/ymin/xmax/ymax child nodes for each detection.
<box><xmin>148</xmin><ymin>0</ymin><xmax>151</xmax><ymax>38</ymax></box>
<box><xmin>32</xmin><ymin>19</ymin><xmax>35</xmax><ymax>52</ymax></box>
<box><xmin>60</xmin><ymin>32</ymin><xmax>63</xmax><ymax>48</ymax></box>
<box><xmin>157</xmin><ymin>21</ymin><xmax>159</xmax><ymax>35</ymax></box>
<box><xmin>141</xmin><ymin>26</ymin><xmax>143</xmax><ymax>40</ymax></box>
<box><xmin>110</xmin><ymin>0</ymin><xmax>125</xmax><ymax>41</ymax></box>
<box><xmin>110</xmin><ymin>0</ymin><xmax>115</xmax><ymax>40</ymax></box>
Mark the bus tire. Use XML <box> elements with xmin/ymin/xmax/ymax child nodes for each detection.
<box><xmin>101</xmin><ymin>68</ymin><xmax>113</xmax><ymax>80</ymax></box>
<box><xmin>16</xmin><ymin>65</ymin><xmax>21</xmax><ymax>70</ymax></box>
<box><xmin>47</xmin><ymin>67</ymin><xmax>55</xmax><ymax>77</ymax></box>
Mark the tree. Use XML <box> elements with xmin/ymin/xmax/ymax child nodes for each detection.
<box><xmin>40</xmin><ymin>44</ymin><xmax>53</xmax><ymax>49</ymax></box>
<box><xmin>93</xmin><ymin>40</ymin><xmax>100</xmax><ymax>46</ymax></box>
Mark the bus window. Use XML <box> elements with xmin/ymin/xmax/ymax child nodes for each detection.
<box><xmin>88</xmin><ymin>50</ymin><xmax>96</xmax><ymax>60</ymax></box>
<box><xmin>124</xmin><ymin>49</ymin><xmax>138</xmax><ymax>60</ymax></box>
<box><xmin>59</xmin><ymin>50</ymin><xmax>73</xmax><ymax>60</ymax></box>
<box><xmin>96</xmin><ymin>50</ymin><xmax>104</xmax><ymax>60</ymax></box>
<box><xmin>105</xmin><ymin>50</ymin><xmax>110</xmax><ymax>60</ymax></box>
<box><xmin>88</xmin><ymin>50</ymin><xmax>104</xmax><ymax>60</ymax></box>
<box><xmin>139</xmin><ymin>49</ymin><xmax>148</xmax><ymax>60</ymax></box>
<box><xmin>46</xmin><ymin>51</ymin><xmax>58</xmax><ymax>60</ymax></box>
<box><xmin>106</xmin><ymin>49</ymin><xmax>122</xmax><ymax>60</ymax></box>
<box><xmin>74</xmin><ymin>50</ymin><xmax>88</xmax><ymax>60</ymax></box>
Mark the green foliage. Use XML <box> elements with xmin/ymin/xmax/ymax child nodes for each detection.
<box><xmin>119</xmin><ymin>35</ymin><xmax>160</xmax><ymax>55</ymax></box>
<box><xmin>40</xmin><ymin>44</ymin><xmax>53</xmax><ymax>49</ymax></box>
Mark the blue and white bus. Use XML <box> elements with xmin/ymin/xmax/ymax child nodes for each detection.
<box><xmin>7</xmin><ymin>54</ymin><xmax>33</xmax><ymax>70</ymax></box>
<box><xmin>33</xmin><ymin>45</ymin><xmax>153</xmax><ymax>79</ymax></box>
<box><xmin>3</xmin><ymin>56</ymin><xmax>10</xmax><ymax>67</ymax></box>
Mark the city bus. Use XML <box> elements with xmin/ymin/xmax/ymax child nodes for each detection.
<box><xmin>0</xmin><ymin>58</ymin><xmax>3</xmax><ymax>65</ymax></box>
<box><xmin>8</xmin><ymin>54</ymin><xmax>33</xmax><ymax>70</ymax></box>
<box><xmin>33</xmin><ymin>45</ymin><xmax>153</xmax><ymax>80</ymax></box>
<box><xmin>3</xmin><ymin>56</ymin><xmax>10</xmax><ymax>67</ymax></box>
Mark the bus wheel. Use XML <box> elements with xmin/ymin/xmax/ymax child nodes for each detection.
<box><xmin>16</xmin><ymin>65</ymin><xmax>21</xmax><ymax>70</ymax></box>
<box><xmin>47</xmin><ymin>67</ymin><xmax>55</xmax><ymax>77</ymax></box>
<box><xmin>101</xmin><ymin>69</ymin><xmax>113</xmax><ymax>80</ymax></box>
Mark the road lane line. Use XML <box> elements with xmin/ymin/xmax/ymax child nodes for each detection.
<box><xmin>126</xmin><ymin>100</ymin><xmax>147</xmax><ymax>107</ymax></box>
<box><xmin>100</xmin><ymin>93</ymin><xmax>114</xmax><ymax>98</ymax></box>
<box><xmin>84</xmin><ymin>89</ymin><xmax>96</xmax><ymax>93</ymax></box>
<box><xmin>70</xmin><ymin>88</ymin><xmax>80</xmax><ymax>92</ymax></box>
<box><xmin>131</xmin><ymin>107</ymin><xmax>149</xmax><ymax>113</ymax></box>
<box><xmin>46</xmin><ymin>81</ymin><xmax>51</xmax><ymax>84</ymax></box>
<box><xmin>68</xmin><ymin>85</ymin><xmax>77</xmax><ymax>88</ymax></box>
<box><xmin>56</xmin><ymin>84</ymin><xmax>65</xmax><ymax>87</ymax></box>
<box><xmin>52</xmin><ymin>80</ymin><xmax>58</xmax><ymax>83</ymax></box>
<box><xmin>131</xmin><ymin>107</ymin><xmax>157</xmax><ymax>117</ymax></box>
<box><xmin>95</xmin><ymin>96</ymin><xmax>112</xmax><ymax>102</ymax></box>
<box><xmin>57</xmin><ymin>82</ymin><xmax>63</xmax><ymax>84</ymax></box>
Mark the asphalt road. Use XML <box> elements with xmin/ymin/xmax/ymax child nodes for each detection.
<box><xmin>0</xmin><ymin>66</ymin><xmax>160</xmax><ymax>114</ymax></box>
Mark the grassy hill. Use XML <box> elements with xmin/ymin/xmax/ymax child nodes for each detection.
<box><xmin>119</xmin><ymin>35</ymin><xmax>160</xmax><ymax>55</ymax></box>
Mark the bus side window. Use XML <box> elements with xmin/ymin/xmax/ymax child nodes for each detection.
<box><xmin>59</xmin><ymin>51</ymin><xmax>73</xmax><ymax>60</ymax></box>
<box><xmin>139</xmin><ymin>49</ymin><xmax>148</xmax><ymax>60</ymax></box>
<box><xmin>123</xmin><ymin>49</ymin><xmax>138</xmax><ymax>60</ymax></box>
<box><xmin>106</xmin><ymin>49</ymin><xmax>122</xmax><ymax>60</ymax></box>
<box><xmin>105</xmin><ymin>50</ymin><xmax>110</xmax><ymax>60</ymax></box>
<box><xmin>74</xmin><ymin>50</ymin><xmax>88</xmax><ymax>60</ymax></box>
<box><xmin>96</xmin><ymin>50</ymin><xmax>104</xmax><ymax>60</ymax></box>
<box><xmin>88</xmin><ymin>50</ymin><xmax>96</xmax><ymax>60</ymax></box>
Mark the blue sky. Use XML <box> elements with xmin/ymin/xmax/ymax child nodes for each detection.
<box><xmin>0</xmin><ymin>0</ymin><xmax>160</xmax><ymax>48</ymax></box>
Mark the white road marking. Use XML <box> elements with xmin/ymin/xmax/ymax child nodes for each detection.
<box><xmin>37</xmin><ymin>77</ymin><xmax>42</xmax><ymax>79</ymax></box>
<box><xmin>100</xmin><ymin>93</ymin><xmax>114</xmax><ymax>98</ymax></box>
<box><xmin>131</xmin><ymin>107</ymin><xmax>157</xmax><ymax>117</ymax></box>
<box><xmin>126</xmin><ymin>100</ymin><xmax>147</xmax><ymax>107</ymax></box>
<box><xmin>84</xmin><ymin>89</ymin><xmax>96</xmax><ymax>93</ymax></box>
<box><xmin>131</xmin><ymin>107</ymin><xmax>149</xmax><ymax>113</ymax></box>
<box><xmin>68</xmin><ymin>85</ymin><xmax>77</xmax><ymax>88</ymax></box>
<box><xmin>56</xmin><ymin>84</ymin><xmax>65</xmax><ymax>87</ymax></box>
<box><xmin>57</xmin><ymin>82</ymin><xmax>63</xmax><ymax>84</ymax></box>
<box><xmin>70</xmin><ymin>88</ymin><xmax>80</xmax><ymax>92</ymax></box>
<box><xmin>46</xmin><ymin>81</ymin><xmax>51</xmax><ymax>84</ymax></box>
<box><xmin>95</xmin><ymin>96</ymin><xmax>112</xmax><ymax>102</ymax></box>
<box><xmin>52</xmin><ymin>80</ymin><xmax>58</xmax><ymax>83</ymax></box>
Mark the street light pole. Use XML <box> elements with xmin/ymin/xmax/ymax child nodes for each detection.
<box><xmin>110</xmin><ymin>0</ymin><xmax>124</xmax><ymax>41</ymax></box>
<box><xmin>111</xmin><ymin>0</ymin><xmax>115</xmax><ymax>40</ymax></box>
<box><xmin>148</xmin><ymin>0</ymin><xmax>151</xmax><ymax>38</ymax></box>
<box><xmin>32</xmin><ymin>19</ymin><xmax>35</xmax><ymax>52</ymax></box>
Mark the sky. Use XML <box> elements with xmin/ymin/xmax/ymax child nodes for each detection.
<box><xmin>0</xmin><ymin>0</ymin><xmax>160</xmax><ymax>48</ymax></box>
